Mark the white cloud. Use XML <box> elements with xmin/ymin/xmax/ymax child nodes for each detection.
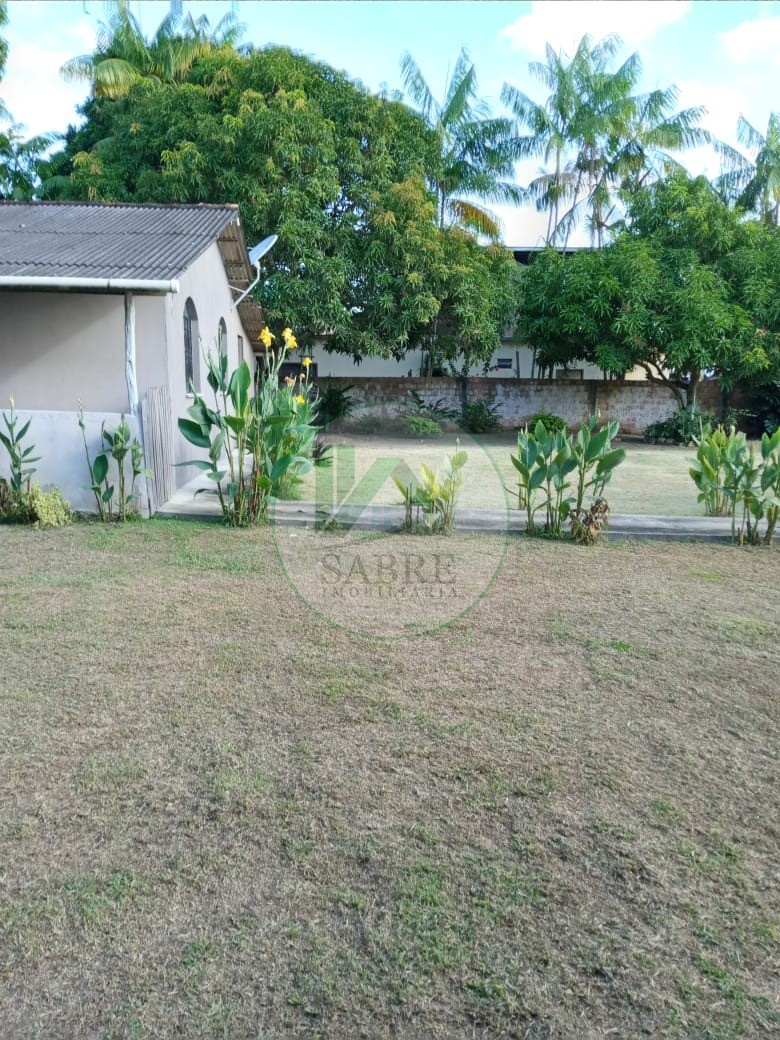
<box><xmin>673</xmin><ymin>80</ymin><xmax>748</xmax><ymax>178</ymax></box>
<box><xmin>500</xmin><ymin>0</ymin><xmax>692</xmax><ymax>57</ymax></box>
<box><xmin>717</xmin><ymin>15</ymin><xmax>780</xmax><ymax>68</ymax></box>
<box><xmin>2</xmin><ymin>40</ymin><xmax>90</xmax><ymax>137</ymax></box>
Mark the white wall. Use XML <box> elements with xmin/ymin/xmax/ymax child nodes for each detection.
<box><xmin>164</xmin><ymin>242</ymin><xmax>252</xmax><ymax>481</ymax></box>
<box><xmin>0</xmin><ymin>408</ymin><xmax>148</xmax><ymax>514</ymax></box>
<box><xmin>0</xmin><ymin>291</ymin><xmax>165</xmax><ymax>413</ymax></box>
<box><xmin>305</xmin><ymin>339</ymin><xmax>627</xmax><ymax>381</ymax></box>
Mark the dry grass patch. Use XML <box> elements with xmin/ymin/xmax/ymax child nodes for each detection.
<box><xmin>0</xmin><ymin>519</ymin><xmax>777</xmax><ymax>1039</ymax></box>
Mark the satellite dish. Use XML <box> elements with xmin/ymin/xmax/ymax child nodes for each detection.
<box><xmin>248</xmin><ymin>234</ymin><xmax>278</xmax><ymax>268</ymax></box>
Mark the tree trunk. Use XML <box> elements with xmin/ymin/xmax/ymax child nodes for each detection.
<box><xmin>686</xmin><ymin>371</ymin><xmax>701</xmax><ymax>410</ymax></box>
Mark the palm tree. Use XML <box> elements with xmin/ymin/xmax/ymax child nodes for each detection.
<box><xmin>503</xmin><ymin>35</ymin><xmax>707</xmax><ymax>247</ymax></box>
<box><xmin>0</xmin><ymin>125</ymin><xmax>60</xmax><ymax>199</ymax></box>
<box><xmin>400</xmin><ymin>48</ymin><xmax>521</xmax><ymax>240</ymax></box>
<box><xmin>500</xmin><ymin>41</ymin><xmax>581</xmax><ymax>244</ymax></box>
<box><xmin>61</xmin><ymin>0</ymin><xmax>243</xmax><ymax>100</ymax></box>
<box><xmin>716</xmin><ymin>113</ymin><xmax>780</xmax><ymax>226</ymax></box>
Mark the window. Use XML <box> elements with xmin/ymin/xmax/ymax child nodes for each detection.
<box><xmin>496</xmin><ymin>357</ymin><xmax>513</xmax><ymax>370</ymax></box>
<box><xmin>183</xmin><ymin>298</ymin><xmax>199</xmax><ymax>392</ymax></box>
<box><xmin>556</xmin><ymin>368</ymin><xmax>584</xmax><ymax>380</ymax></box>
<box><xmin>217</xmin><ymin>317</ymin><xmax>227</xmax><ymax>354</ymax></box>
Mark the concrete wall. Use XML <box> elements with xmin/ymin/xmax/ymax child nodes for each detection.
<box><xmin>317</xmin><ymin>376</ymin><xmax>681</xmax><ymax>435</ymax></box>
<box><xmin>0</xmin><ymin>408</ymin><xmax>148</xmax><ymax>513</ymax></box>
<box><xmin>164</xmin><ymin>241</ymin><xmax>251</xmax><ymax>480</ymax></box>
<box><xmin>0</xmin><ymin>291</ymin><xmax>164</xmax><ymax>413</ymax></box>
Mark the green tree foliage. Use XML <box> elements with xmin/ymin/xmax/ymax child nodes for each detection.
<box><xmin>431</xmin><ymin>231</ymin><xmax>522</xmax><ymax>385</ymax></box>
<box><xmin>400</xmin><ymin>48</ymin><xmax>520</xmax><ymax>239</ymax></box>
<box><xmin>55</xmin><ymin>41</ymin><xmax>519</xmax><ymax>365</ymax></box>
<box><xmin>517</xmin><ymin>174</ymin><xmax>780</xmax><ymax>406</ymax></box>
<box><xmin>0</xmin><ymin>125</ymin><xmax>61</xmax><ymax>199</ymax></box>
<box><xmin>716</xmin><ymin>113</ymin><xmax>780</xmax><ymax>226</ymax></box>
<box><xmin>502</xmin><ymin>34</ymin><xmax>707</xmax><ymax>246</ymax></box>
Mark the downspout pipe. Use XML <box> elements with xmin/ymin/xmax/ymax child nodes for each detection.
<box><xmin>124</xmin><ymin>291</ymin><xmax>138</xmax><ymax>418</ymax></box>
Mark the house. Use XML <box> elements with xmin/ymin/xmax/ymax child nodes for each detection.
<box><xmin>306</xmin><ymin>245</ymin><xmax>645</xmax><ymax>382</ymax></box>
<box><xmin>0</xmin><ymin>200</ymin><xmax>264</xmax><ymax>511</ymax></box>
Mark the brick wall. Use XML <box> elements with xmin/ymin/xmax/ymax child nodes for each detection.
<box><xmin>318</xmin><ymin>376</ymin><xmax>687</xmax><ymax>434</ymax></box>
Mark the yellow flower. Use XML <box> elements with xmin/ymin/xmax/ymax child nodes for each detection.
<box><xmin>259</xmin><ymin>326</ymin><xmax>275</xmax><ymax>348</ymax></box>
<box><xmin>302</xmin><ymin>356</ymin><xmax>312</xmax><ymax>368</ymax></box>
<box><xmin>281</xmin><ymin>327</ymin><xmax>298</xmax><ymax>350</ymax></box>
<box><xmin>296</xmin><ymin>394</ymin><xmax>306</xmax><ymax>405</ymax></box>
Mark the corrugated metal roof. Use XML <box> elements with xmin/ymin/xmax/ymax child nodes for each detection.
<box><xmin>0</xmin><ymin>201</ymin><xmax>242</xmax><ymax>280</ymax></box>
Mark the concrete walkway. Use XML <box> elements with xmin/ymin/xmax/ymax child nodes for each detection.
<box><xmin>158</xmin><ymin>475</ymin><xmax>738</xmax><ymax>542</ymax></box>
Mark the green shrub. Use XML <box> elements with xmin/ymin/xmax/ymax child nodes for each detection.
<box><xmin>394</xmin><ymin>441</ymin><xmax>467</xmax><ymax>533</ymax></box>
<box><xmin>0</xmin><ymin>397</ymin><xmax>39</xmax><ymax>493</ymax></box>
<box><xmin>400</xmin><ymin>390</ymin><xmax>457</xmax><ymax>436</ymax></box>
<box><xmin>315</xmin><ymin>383</ymin><xmax>354</xmax><ymax>426</ymax></box>
<box><xmin>524</xmin><ymin>411</ymin><xmax>567</xmax><ymax>434</ymax></box>
<box><xmin>80</xmin><ymin>408</ymin><xmax>151</xmax><ymax>521</ymax></box>
<box><xmin>744</xmin><ymin>380</ymin><xmax>779</xmax><ymax>435</ymax></box>
<box><xmin>689</xmin><ymin>425</ymin><xmax>743</xmax><ymax>516</ymax></box>
<box><xmin>0</xmin><ymin>480</ymin><xmax>71</xmax><ymax>528</ymax></box>
<box><xmin>460</xmin><ymin>400</ymin><xmax>501</xmax><ymax>434</ymax></box>
<box><xmin>178</xmin><ymin>327</ymin><xmax>319</xmax><ymax>525</ymax></box>
<box><xmin>645</xmin><ymin>407</ymin><xmax>718</xmax><ymax>445</ymax></box>
<box><xmin>688</xmin><ymin>425</ymin><xmax>780</xmax><ymax>544</ymax></box>
<box><xmin>512</xmin><ymin>415</ymin><xmax>625</xmax><ymax>539</ymax></box>
<box><xmin>404</xmin><ymin>414</ymin><xmax>442</xmax><ymax>438</ymax></box>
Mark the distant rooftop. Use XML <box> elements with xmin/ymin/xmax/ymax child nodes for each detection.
<box><xmin>506</xmin><ymin>244</ymin><xmax>592</xmax><ymax>263</ymax></box>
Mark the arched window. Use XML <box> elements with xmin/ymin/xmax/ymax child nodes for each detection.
<box><xmin>217</xmin><ymin>317</ymin><xmax>227</xmax><ymax>355</ymax></box>
<box><xmin>183</xmin><ymin>298</ymin><xmax>199</xmax><ymax>392</ymax></box>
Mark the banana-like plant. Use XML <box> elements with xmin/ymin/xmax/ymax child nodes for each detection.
<box><xmin>512</xmin><ymin>416</ymin><xmax>625</xmax><ymax>538</ymax></box>
<box><xmin>689</xmin><ymin>424</ymin><xmax>745</xmax><ymax>516</ymax></box>
<box><xmin>512</xmin><ymin>420</ymin><xmax>577</xmax><ymax>536</ymax></box>
<box><xmin>178</xmin><ymin>328</ymin><xmax>319</xmax><ymax>526</ymax></box>
<box><xmin>0</xmin><ymin>397</ymin><xmax>40</xmax><ymax>494</ymax></box>
<box><xmin>688</xmin><ymin>424</ymin><xmax>780</xmax><ymax>544</ymax></box>
<box><xmin>394</xmin><ymin>441</ymin><xmax>468</xmax><ymax>533</ymax></box>
<box><xmin>79</xmin><ymin>407</ymin><xmax>151</xmax><ymax>520</ymax></box>
<box><xmin>570</xmin><ymin>416</ymin><xmax>625</xmax><ymax>515</ymax></box>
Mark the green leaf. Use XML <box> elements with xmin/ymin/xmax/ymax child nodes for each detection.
<box><xmin>178</xmin><ymin>418</ymin><xmax>211</xmax><ymax>448</ymax></box>
<box><xmin>585</xmin><ymin>426</ymin><xmax>610</xmax><ymax>461</ymax></box>
<box><xmin>596</xmin><ymin>448</ymin><xmax>626</xmax><ymax>477</ymax></box>
<box><xmin>224</xmin><ymin>415</ymin><xmax>247</xmax><ymax>434</ymax></box>
<box><xmin>228</xmin><ymin>361</ymin><xmax>252</xmax><ymax>413</ymax></box>
<box><xmin>93</xmin><ymin>453</ymin><xmax>109</xmax><ymax>484</ymax></box>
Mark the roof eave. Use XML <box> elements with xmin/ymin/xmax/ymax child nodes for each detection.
<box><xmin>217</xmin><ymin>217</ymin><xmax>265</xmax><ymax>346</ymax></box>
<box><xmin>0</xmin><ymin>275</ymin><xmax>180</xmax><ymax>295</ymax></box>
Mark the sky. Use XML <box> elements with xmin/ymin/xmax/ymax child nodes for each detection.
<box><xmin>1</xmin><ymin>0</ymin><xmax>778</xmax><ymax>244</ymax></box>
